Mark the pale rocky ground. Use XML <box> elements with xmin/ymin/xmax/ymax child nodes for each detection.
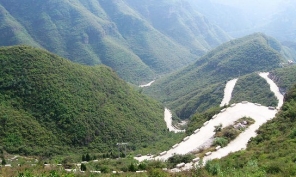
<box><xmin>259</xmin><ymin>72</ymin><xmax>283</xmax><ymax>108</ymax></box>
<box><xmin>220</xmin><ymin>78</ymin><xmax>238</xmax><ymax>107</ymax></box>
<box><xmin>164</xmin><ymin>108</ymin><xmax>185</xmax><ymax>133</ymax></box>
<box><xmin>135</xmin><ymin>72</ymin><xmax>283</xmax><ymax>172</ymax></box>
<box><xmin>139</xmin><ymin>80</ymin><xmax>155</xmax><ymax>88</ymax></box>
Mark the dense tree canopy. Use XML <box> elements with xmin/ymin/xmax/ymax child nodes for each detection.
<box><xmin>0</xmin><ymin>45</ymin><xmax>170</xmax><ymax>156</ymax></box>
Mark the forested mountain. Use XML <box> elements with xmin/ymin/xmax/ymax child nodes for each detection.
<box><xmin>144</xmin><ymin>33</ymin><xmax>285</xmax><ymax>119</ymax></box>
<box><xmin>0</xmin><ymin>0</ymin><xmax>230</xmax><ymax>84</ymax></box>
<box><xmin>0</xmin><ymin>45</ymin><xmax>170</xmax><ymax>156</ymax></box>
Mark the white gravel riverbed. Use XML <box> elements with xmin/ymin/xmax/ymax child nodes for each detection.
<box><xmin>135</xmin><ymin>72</ymin><xmax>283</xmax><ymax>171</ymax></box>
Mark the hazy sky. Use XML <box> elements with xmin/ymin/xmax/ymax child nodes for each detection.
<box><xmin>208</xmin><ymin>0</ymin><xmax>292</xmax><ymax>20</ymax></box>
<box><xmin>210</xmin><ymin>0</ymin><xmax>290</xmax><ymax>13</ymax></box>
<box><xmin>192</xmin><ymin>0</ymin><xmax>296</xmax><ymax>40</ymax></box>
<box><xmin>211</xmin><ymin>0</ymin><xmax>287</xmax><ymax>7</ymax></box>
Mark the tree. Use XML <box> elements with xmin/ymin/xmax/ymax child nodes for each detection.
<box><xmin>80</xmin><ymin>163</ymin><xmax>87</xmax><ymax>171</ymax></box>
<box><xmin>85</xmin><ymin>153</ymin><xmax>91</xmax><ymax>162</ymax></box>
<box><xmin>128</xmin><ymin>163</ymin><xmax>137</xmax><ymax>172</ymax></box>
<box><xmin>81</xmin><ymin>154</ymin><xmax>86</xmax><ymax>161</ymax></box>
<box><xmin>1</xmin><ymin>157</ymin><xmax>6</xmax><ymax>165</ymax></box>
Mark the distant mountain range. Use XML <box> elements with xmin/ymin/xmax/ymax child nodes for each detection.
<box><xmin>0</xmin><ymin>0</ymin><xmax>230</xmax><ymax>84</ymax></box>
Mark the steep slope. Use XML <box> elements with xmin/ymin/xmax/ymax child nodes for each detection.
<box><xmin>269</xmin><ymin>65</ymin><xmax>296</xmax><ymax>93</ymax></box>
<box><xmin>144</xmin><ymin>33</ymin><xmax>284</xmax><ymax>119</ymax></box>
<box><xmin>0</xmin><ymin>45</ymin><xmax>167</xmax><ymax>156</ymax></box>
<box><xmin>0</xmin><ymin>5</ymin><xmax>40</xmax><ymax>47</ymax></box>
<box><xmin>0</xmin><ymin>0</ymin><xmax>154</xmax><ymax>84</ymax></box>
<box><xmin>0</xmin><ymin>0</ymin><xmax>230</xmax><ymax>83</ymax></box>
<box><xmin>124</xmin><ymin>0</ymin><xmax>230</xmax><ymax>56</ymax></box>
<box><xmin>281</xmin><ymin>41</ymin><xmax>296</xmax><ymax>61</ymax></box>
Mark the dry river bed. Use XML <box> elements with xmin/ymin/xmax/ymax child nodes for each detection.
<box><xmin>136</xmin><ymin>72</ymin><xmax>284</xmax><ymax>172</ymax></box>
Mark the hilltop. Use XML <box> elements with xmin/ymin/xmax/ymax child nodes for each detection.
<box><xmin>0</xmin><ymin>45</ymin><xmax>171</xmax><ymax>156</ymax></box>
<box><xmin>144</xmin><ymin>33</ymin><xmax>285</xmax><ymax>119</ymax></box>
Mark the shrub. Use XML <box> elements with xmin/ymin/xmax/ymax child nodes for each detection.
<box><xmin>128</xmin><ymin>163</ymin><xmax>137</xmax><ymax>172</ymax></box>
<box><xmin>1</xmin><ymin>157</ymin><xmax>6</xmax><ymax>165</ymax></box>
<box><xmin>100</xmin><ymin>166</ymin><xmax>111</xmax><ymax>173</ymax></box>
<box><xmin>205</xmin><ymin>160</ymin><xmax>221</xmax><ymax>175</ymax></box>
<box><xmin>223</xmin><ymin>127</ymin><xmax>239</xmax><ymax>140</ymax></box>
<box><xmin>85</xmin><ymin>153</ymin><xmax>91</xmax><ymax>161</ymax></box>
<box><xmin>80</xmin><ymin>163</ymin><xmax>87</xmax><ymax>171</ymax></box>
<box><xmin>213</xmin><ymin>137</ymin><xmax>228</xmax><ymax>147</ymax></box>
<box><xmin>138</xmin><ymin>163</ymin><xmax>147</xmax><ymax>170</ymax></box>
<box><xmin>167</xmin><ymin>154</ymin><xmax>194</xmax><ymax>168</ymax></box>
<box><xmin>147</xmin><ymin>168</ymin><xmax>170</xmax><ymax>177</ymax></box>
<box><xmin>265</xmin><ymin>164</ymin><xmax>282</xmax><ymax>174</ymax></box>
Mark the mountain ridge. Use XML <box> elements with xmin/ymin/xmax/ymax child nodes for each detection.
<box><xmin>0</xmin><ymin>45</ymin><xmax>171</xmax><ymax>156</ymax></box>
<box><xmin>0</xmin><ymin>0</ymin><xmax>231</xmax><ymax>83</ymax></box>
<box><xmin>144</xmin><ymin>33</ymin><xmax>285</xmax><ymax>119</ymax></box>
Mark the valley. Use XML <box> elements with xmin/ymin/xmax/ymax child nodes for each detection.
<box><xmin>136</xmin><ymin>72</ymin><xmax>283</xmax><ymax>172</ymax></box>
<box><xmin>0</xmin><ymin>0</ymin><xmax>231</xmax><ymax>84</ymax></box>
<box><xmin>0</xmin><ymin>0</ymin><xmax>296</xmax><ymax>176</ymax></box>
<box><xmin>0</xmin><ymin>38</ymin><xmax>295</xmax><ymax>177</ymax></box>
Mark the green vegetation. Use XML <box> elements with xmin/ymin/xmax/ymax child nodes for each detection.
<box><xmin>0</xmin><ymin>0</ymin><xmax>230</xmax><ymax>83</ymax></box>
<box><xmin>144</xmin><ymin>33</ymin><xmax>284</xmax><ymax>118</ymax></box>
<box><xmin>214</xmin><ymin>117</ymin><xmax>255</xmax><ymax>147</ymax></box>
<box><xmin>230</xmin><ymin>73</ymin><xmax>278</xmax><ymax>106</ymax></box>
<box><xmin>0</xmin><ymin>45</ymin><xmax>181</xmax><ymax>156</ymax></box>
<box><xmin>195</xmin><ymin>83</ymin><xmax>296</xmax><ymax>177</ymax></box>
<box><xmin>2</xmin><ymin>78</ymin><xmax>296</xmax><ymax>177</ymax></box>
<box><xmin>270</xmin><ymin>65</ymin><xmax>296</xmax><ymax>92</ymax></box>
<box><xmin>186</xmin><ymin>106</ymin><xmax>221</xmax><ymax>136</ymax></box>
<box><xmin>1</xmin><ymin>157</ymin><xmax>6</xmax><ymax>166</ymax></box>
<box><xmin>124</xmin><ymin>0</ymin><xmax>230</xmax><ymax>55</ymax></box>
<box><xmin>167</xmin><ymin>154</ymin><xmax>195</xmax><ymax>169</ymax></box>
<box><xmin>213</xmin><ymin>137</ymin><xmax>228</xmax><ymax>148</ymax></box>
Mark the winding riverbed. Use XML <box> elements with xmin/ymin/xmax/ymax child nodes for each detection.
<box><xmin>136</xmin><ymin>72</ymin><xmax>283</xmax><ymax>171</ymax></box>
<box><xmin>220</xmin><ymin>78</ymin><xmax>238</xmax><ymax>107</ymax></box>
<box><xmin>164</xmin><ymin>108</ymin><xmax>185</xmax><ymax>133</ymax></box>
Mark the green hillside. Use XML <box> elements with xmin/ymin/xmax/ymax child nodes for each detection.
<box><xmin>0</xmin><ymin>0</ymin><xmax>230</xmax><ymax>84</ymax></box>
<box><xmin>124</xmin><ymin>0</ymin><xmax>230</xmax><ymax>56</ymax></box>
<box><xmin>0</xmin><ymin>45</ymin><xmax>170</xmax><ymax>156</ymax></box>
<box><xmin>270</xmin><ymin>65</ymin><xmax>296</xmax><ymax>93</ymax></box>
<box><xmin>144</xmin><ymin>33</ymin><xmax>284</xmax><ymax>119</ymax></box>
<box><xmin>230</xmin><ymin>73</ymin><xmax>278</xmax><ymax>107</ymax></box>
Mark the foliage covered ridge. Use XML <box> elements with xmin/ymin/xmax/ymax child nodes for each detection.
<box><xmin>144</xmin><ymin>33</ymin><xmax>284</xmax><ymax>118</ymax></box>
<box><xmin>0</xmin><ymin>45</ymin><xmax>168</xmax><ymax>156</ymax></box>
<box><xmin>0</xmin><ymin>0</ymin><xmax>230</xmax><ymax>83</ymax></box>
